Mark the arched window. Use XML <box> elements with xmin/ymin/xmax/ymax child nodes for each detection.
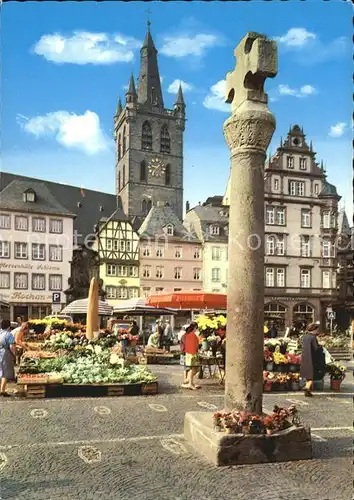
<box><xmin>160</xmin><ymin>125</ymin><xmax>170</xmax><ymax>154</ymax></box>
<box><xmin>147</xmin><ymin>200</ymin><xmax>152</xmax><ymax>212</ymax></box>
<box><xmin>165</xmin><ymin>164</ymin><xmax>171</xmax><ymax>185</ymax></box>
<box><xmin>292</xmin><ymin>303</ymin><xmax>314</xmax><ymax>326</ymax></box>
<box><xmin>264</xmin><ymin>302</ymin><xmax>287</xmax><ymax>331</ymax></box>
<box><xmin>142</xmin><ymin>121</ymin><xmax>152</xmax><ymax>150</ymax></box>
<box><xmin>122</xmin><ymin>165</ymin><xmax>125</xmax><ymax>187</ymax></box>
<box><xmin>140</xmin><ymin>161</ymin><xmax>147</xmax><ymax>181</ymax></box>
<box><xmin>122</xmin><ymin>126</ymin><xmax>126</xmax><ymax>155</ymax></box>
<box><xmin>118</xmin><ymin>134</ymin><xmax>121</xmax><ymax>161</ymax></box>
<box><xmin>118</xmin><ymin>171</ymin><xmax>121</xmax><ymax>192</ymax></box>
<box><xmin>142</xmin><ymin>199</ymin><xmax>147</xmax><ymax>214</ymax></box>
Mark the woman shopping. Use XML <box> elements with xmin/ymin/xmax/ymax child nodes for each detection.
<box><xmin>300</xmin><ymin>322</ymin><xmax>325</xmax><ymax>397</ymax></box>
<box><xmin>180</xmin><ymin>322</ymin><xmax>201</xmax><ymax>390</ymax></box>
<box><xmin>0</xmin><ymin>319</ymin><xmax>16</xmax><ymax>397</ymax></box>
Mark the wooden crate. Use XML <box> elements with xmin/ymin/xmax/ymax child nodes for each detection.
<box><xmin>25</xmin><ymin>384</ymin><xmax>46</xmax><ymax>399</ymax></box>
<box><xmin>141</xmin><ymin>382</ymin><xmax>158</xmax><ymax>395</ymax></box>
<box><xmin>107</xmin><ymin>385</ymin><xmax>125</xmax><ymax>397</ymax></box>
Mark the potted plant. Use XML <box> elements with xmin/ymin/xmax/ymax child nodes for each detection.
<box><xmin>328</xmin><ymin>363</ymin><xmax>346</xmax><ymax>391</ymax></box>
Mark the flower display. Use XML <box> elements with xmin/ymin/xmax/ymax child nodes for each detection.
<box><xmin>286</xmin><ymin>353</ymin><xmax>301</xmax><ymax>365</ymax></box>
<box><xmin>327</xmin><ymin>363</ymin><xmax>346</xmax><ymax>381</ymax></box>
<box><xmin>213</xmin><ymin>404</ymin><xmax>300</xmax><ymax>435</ymax></box>
<box><xmin>273</xmin><ymin>352</ymin><xmax>288</xmax><ymax>365</ymax></box>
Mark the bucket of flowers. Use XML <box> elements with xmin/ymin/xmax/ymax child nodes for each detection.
<box><xmin>290</xmin><ymin>373</ymin><xmax>301</xmax><ymax>391</ymax></box>
<box><xmin>263</xmin><ymin>371</ymin><xmax>275</xmax><ymax>392</ymax></box>
<box><xmin>264</xmin><ymin>349</ymin><xmax>274</xmax><ymax>372</ymax></box>
<box><xmin>207</xmin><ymin>334</ymin><xmax>221</xmax><ymax>356</ymax></box>
<box><xmin>273</xmin><ymin>351</ymin><xmax>289</xmax><ymax>372</ymax></box>
<box><xmin>287</xmin><ymin>353</ymin><xmax>301</xmax><ymax>372</ymax></box>
<box><xmin>328</xmin><ymin>362</ymin><xmax>346</xmax><ymax>391</ymax></box>
<box><xmin>275</xmin><ymin>373</ymin><xmax>288</xmax><ymax>391</ymax></box>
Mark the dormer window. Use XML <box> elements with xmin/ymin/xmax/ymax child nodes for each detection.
<box><xmin>23</xmin><ymin>189</ymin><xmax>36</xmax><ymax>203</ymax></box>
<box><xmin>165</xmin><ymin>224</ymin><xmax>174</xmax><ymax>236</ymax></box>
<box><xmin>210</xmin><ymin>225</ymin><xmax>220</xmax><ymax>235</ymax></box>
<box><xmin>286</xmin><ymin>156</ymin><xmax>294</xmax><ymax>169</ymax></box>
<box><xmin>299</xmin><ymin>158</ymin><xmax>307</xmax><ymax>170</ymax></box>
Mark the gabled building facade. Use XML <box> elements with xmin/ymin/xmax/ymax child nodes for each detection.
<box><xmin>139</xmin><ymin>202</ymin><xmax>202</xmax><ymax>297</ymax></box>
<box><xmin>222</xmin><ymin>124</ymin><xmax>344</xmax><ymax>329</ymax></box>
<box><xmin>184</xmin><ymin>203</ymin><xmax>229</xmax><ymax>293</ymax></box>
<box><xmin>94</xmin><ymin>209</ymin><xmax>140</xmax><ymax>306</ymax></box>
<box><xmin>114</xmin><ymin>23</ymin><xmax>186</xmax><ymax>221</ymax></box>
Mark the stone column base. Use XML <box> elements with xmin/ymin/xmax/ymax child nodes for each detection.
<box><xmin>184</xmin><ymin>411</ymin><xmax>312</xmax><ymax>466</ymax></box>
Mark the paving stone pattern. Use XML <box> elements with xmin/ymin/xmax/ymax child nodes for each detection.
<box><xmin>0</xmin><ymin>365</ymin><xmax>352</xmax><ymax>500</ymax></box>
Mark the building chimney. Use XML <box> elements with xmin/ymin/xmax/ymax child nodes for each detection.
<box><xmin>186</xmin><ymin>200</ymin><xmax>190</xmax><ymax>212</ymax></box>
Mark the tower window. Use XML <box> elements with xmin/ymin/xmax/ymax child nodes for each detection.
<box><xmin>140</xmin><ymin>161</ymin><xmax>147</xmax><ymax>182</ymax></box>
<box><xmin>122</xmin><ymin>165</ymin><xmax>126</xmax><ymax>187</ymax></box>
<box><xmin>118</xmin><ymin>134</ymin><xmax>121</xmax><ymax>161</ymax></box>
<box><xmin>142</xmin><ymin>199</ymin><xmax>147</xmax><ymax>214</ymax></box>
<box><xmin>160</xmin><ymin>125</ymin><xmax>171</xmax><ymax>154</ymax></box>
<box><xmin>165</xmin><ymin>164</ymin><xmax>171</xmax><ymax>185</ymax></box>
<box><xmin>122</xmin><ymin>126</ymin><xmax>126</xmax><ymax>155</ymax></box>
<box><xmin>142</xmin><ymin>121</ymin><xmax>152</xmax><ymax>150</ymax></box>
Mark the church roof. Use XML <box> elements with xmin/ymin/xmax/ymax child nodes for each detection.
<box><xmin>175</xmin><ymin>84</ymin><xmax>185</xmax><ymax>105</ymax></box>
<box><xmin>337</xmin><ymin>209</ymin><xmax>351</xmax><ymax>235</ymax></box>
<box><xmin>137</xmin><ymin>24</ymin><xmax>164</xmax><ymax>108</ymax></box>
<box><xmin>0</xmin><ymin>172</ymin><xmax>120</xmax><ymax>245</ymax></box>
<box><xmin>139</xmin><ymin>203</ymin><xmax>199</xmax><ymax>241</ymax></box>
<box><xmin>127</xmin><ymin>72</ymin><xmax>137</xmax><ymax>95</ymax></box>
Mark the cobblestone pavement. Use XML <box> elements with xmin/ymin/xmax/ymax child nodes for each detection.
<box><xmin>0</xmin><ymin>365</ymin><xmax>352</xmax><ymax>500</ymax></box>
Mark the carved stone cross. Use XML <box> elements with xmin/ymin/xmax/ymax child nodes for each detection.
<box><xmin>225</xmin><ymin>32</ymin><xmax>277</xmax><ymax>112</ymax></box>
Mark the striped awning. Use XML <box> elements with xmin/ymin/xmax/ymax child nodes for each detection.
<box><xmin>61</xmin><ymin>298</ymin><xmax>112</xmax><ymax>316</ymax></box>
<box><xmin>113</xmin><ymin>297</ymin><xmax>176</xmax><ymax>316</ymax></box>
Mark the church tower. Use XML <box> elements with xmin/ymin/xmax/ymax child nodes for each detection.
<box><xmin>114</xmin><ymin>22</ymin><xmax>185</xmax><ymax>221</ymax></box>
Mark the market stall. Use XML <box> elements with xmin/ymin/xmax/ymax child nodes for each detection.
<box><xmin>17</xmin><ymin>279</ymin><xmax>159</xmax><ymax>399</ymax></box>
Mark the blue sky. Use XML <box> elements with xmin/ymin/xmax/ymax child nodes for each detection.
<box><xmin>2</xmin><ymin>1</ymin><xmax>352</xmax><ymax>220</ymax></box>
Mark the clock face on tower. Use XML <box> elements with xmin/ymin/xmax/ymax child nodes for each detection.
<box><xmin>292</xmin><ymin>137</ymin><xmax>302</xmax><ymax>147</ymax></box>
<box><xmin>148</xmin><ymin>158</ymin><xmax>166</xmax><ymax>177</ymax></box>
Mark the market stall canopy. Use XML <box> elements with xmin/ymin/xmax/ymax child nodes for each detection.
<box><xmin>113</xmin><ymin>297</ymin><xmax>176</xmax><ymax>316</ymax></box>
<box><xmin>147</xmin><ymin>291</ymin><xmax>227</xmax><ymax>310</ymax></box>
<box><xmin>61</xmin><ymin>298</ymin><xmax>112</xmax><ymax>316</ymax></box>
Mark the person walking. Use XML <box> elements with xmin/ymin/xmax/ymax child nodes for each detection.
<box><xmin>0</xmin><ymin>319</ymin><xmax>16</xmax><ymax>397</ymax></box>
<box><xmin>14</xmin><ymin>322</ymin><xmax>29</xmax><ymax>365</ymax></box>
<box><xmin>180</xmin><ymin>322</ymin><xmax>200</xmax><ymax>390</ymax></box>
<box><xmin>163</xmin><ymin>320</ymin><xmax>173</xmax><ymax>352</ymax></box>
<box><xmin>156</xmin><ymin>320</ymin><xmax>165</xmax><ymax>349</ymax></box>
<box><xmin>300</xmin><ymin>323</ymin><xmax>325</xmax><ymax>397</ymax></box>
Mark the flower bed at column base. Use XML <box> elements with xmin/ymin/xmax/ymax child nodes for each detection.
<box><xmin>184</xmin><ymin>411</ymin><xmax>312</xmax><ymax>466</ymax></box>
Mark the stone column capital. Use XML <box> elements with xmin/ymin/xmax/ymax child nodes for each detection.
<box><xmin>223</xmin><ymin>104</ymin><xmax>276</xmax><ymax>156</ymax></box>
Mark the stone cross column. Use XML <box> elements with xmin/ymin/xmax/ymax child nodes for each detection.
<box><xmin>223</xmin><ymin>33</ymin><xmax>277</xmax><ymax>413</ymax></box>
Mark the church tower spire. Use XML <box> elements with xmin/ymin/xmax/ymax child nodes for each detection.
<box><xmin>137</xmin><ymin>21</ymin><xmax>164</xmax><ymax>108</ymax></box>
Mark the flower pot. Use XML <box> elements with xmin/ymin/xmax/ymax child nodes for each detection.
<box><xmin>265</xmin><ymin>362</ymin><xmax>274</xmax><ymax>372</ymax></box>
<box><xmin>291</xmin><ymin>381</ymin><xmax>300</xmax><ymax>391</ymax></box>
<box><xmin>330</xmin><ymin>378</ymin><xmax>342</xmax><ymax>391</ymax></box>
<box><xmin>313</xmin><ymin>379</ymin><xmax>324</xmax><ymax>391</ymax></box>
<box><xmin>266</xmin><ymin>429</ymin><xmax>274</xmax><ymax>436</ymax></box>
<box><xmin>277</xmin><ymin>383</ymin><xmax>286</xmax><ymax>392</ymax></box>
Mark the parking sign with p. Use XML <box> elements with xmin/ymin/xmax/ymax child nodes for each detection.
<box><xmin>52</xmin><ymin>292</ymin><xmax>61</xmax><ymax>304</ymax></box>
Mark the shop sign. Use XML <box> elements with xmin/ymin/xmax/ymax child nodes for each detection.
<box><xmin>10</xmin><ymin>292</ymin><xmax>52</xmax><ymax>302</ymax></box>
<box><xmin>0</xmin><ymin>262</ymin><xmax>60</xmax><ymax>272</ymax></box>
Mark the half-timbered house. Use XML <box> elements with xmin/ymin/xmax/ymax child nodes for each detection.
<box><xmin>94</xmin><ymin>209</ymin><xmax>140</xmax><ymax>306</ymax></box>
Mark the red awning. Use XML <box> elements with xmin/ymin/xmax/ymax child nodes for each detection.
<box><xmin>146</xmin><ymin>291</ymin><xmax>227</xmax><ymax>310</ymax></box>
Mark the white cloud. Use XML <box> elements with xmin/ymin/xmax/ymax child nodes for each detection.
<box><xmin>18</xmin><ymin>111</ymin><xmax>110</xmax><ymax>155</ymax></box>
<box><xmin>203</xmin><ymin>80</ymin><xmax>230</xmax><ymax>113</ymax></box>
<box><xmin>277</xmin><ymin>84</ymin><xmax>317</xmax><ymax>98</ymax></box>
<box><xmin>275</xmin><ymin>27</ymin><xmax>316</xmax><ymax>47</ymax></box>
<box><xmin>329</xmin><ymin>122</ymin><xmax>346</xmax><ymax>138</ymax></box>
<box><xmin>33</xmin><ymin>31</ymin><xmax>141</xmax><ymax>65</ymax></box>
<box><xmin>167</xmin><ymin>79</ymin><xmax>193</xmax><ymax>94</ymax></box>
<box><xmin>160</xmin><ymin>33</ymin><xmax>219</xmax><ymax>58</ymax></box>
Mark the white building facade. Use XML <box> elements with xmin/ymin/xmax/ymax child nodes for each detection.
<box><xmin>0</xmin><ymin>181</ymin><xmax>74</xmax><ymax>320</ymax></box>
